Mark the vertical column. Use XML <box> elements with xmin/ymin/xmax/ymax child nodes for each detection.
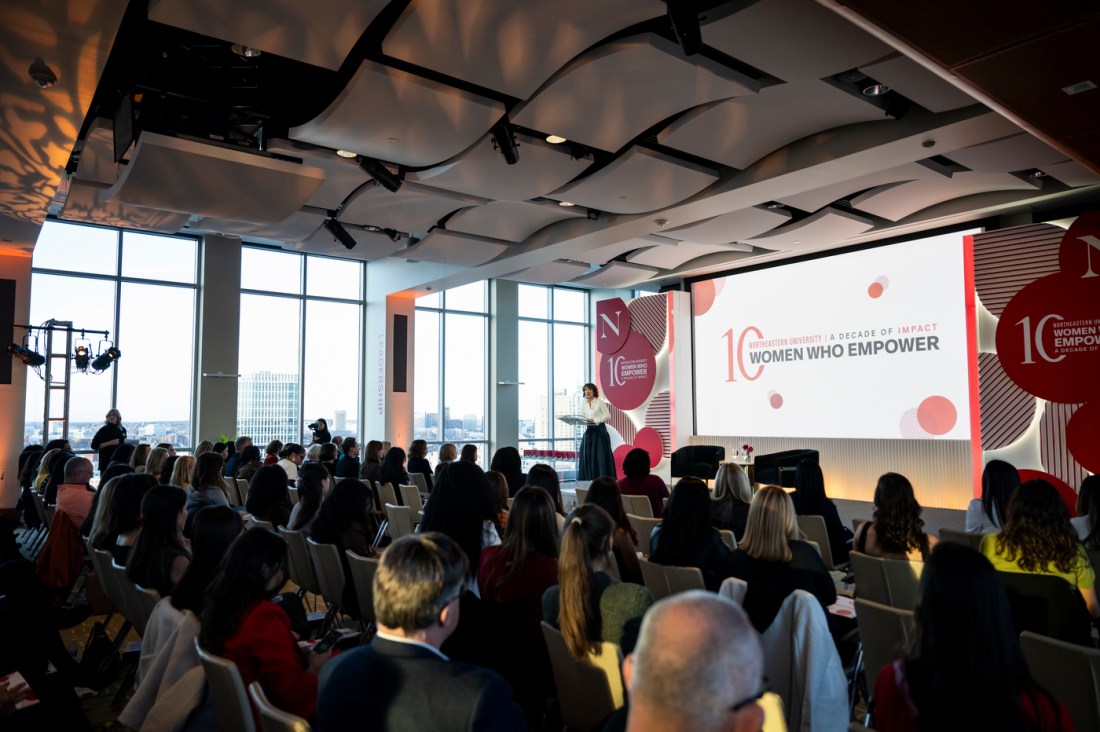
<box><xmin>490</xmin><ymin>279</ymin><xmax>519</xmax><ymax>456</ymax></box>
<box><xmin>195</xmin><ymin>235</ymin><xmax>241</xmax><ymax>444</ymax></box>
<box><xmin>0</xmin><ymin>249</ymin><xmax>33</xmax><ymax>508</ymax></box>
<box><xmin>667</xmin><ymin>290</ymin><xmax>695</xmax><ymax>450</ymax></box>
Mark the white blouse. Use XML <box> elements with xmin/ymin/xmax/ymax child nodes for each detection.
<box><xmin>581</xmin><ymin>397</ymin><xmax>609</xmax><ymax>424</ymax></box>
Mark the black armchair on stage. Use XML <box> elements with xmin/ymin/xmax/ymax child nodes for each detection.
<box><xmin>670</xmin><ymin>445</ymin><xmax>726</xmax><ymax>481</ymax></box>
<box><xmin>753</xmin><ymin>449</ymin><xmax>819</xmax><ymax>487</ymax></box>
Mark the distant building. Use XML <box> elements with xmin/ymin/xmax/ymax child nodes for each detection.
<box><xmin>238</xmin><ymin>371</ymin><xmax>299</xmax><ymax>444</ymax></box>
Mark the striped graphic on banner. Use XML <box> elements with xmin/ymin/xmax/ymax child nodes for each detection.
<box><xmin>645</xmin><ymin>391</ymin><xmax>672</xmax><ymax>457</ymax></box>
<box><xmin>972</xmin><ymin>224</ymin><xmax>1062</xmax><ymax>317</ymax></box>
<box><xmin>1040</xmin><ymin>402</ymin><xmax>1089</xmax><ymax>490</ymax></box>
<box><xmin>607</xmin><ymin>403</ymin><xmax>637</xmax><ymax>446</ymax></box>
<box><xmin>628</xmin><ymin>295</ymin><xmax>667</xmax><ymax>353</ymax></box>
<box><xmin>977</xmin><ymin>353</ymin><xmax>1036</xmax><ymax>450</ymax></box>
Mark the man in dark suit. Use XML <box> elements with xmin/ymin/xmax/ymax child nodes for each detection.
<box><xmin>315</xmin><ymin>533</ymin><xmax>527</xmax><ymax>731</ymax></box>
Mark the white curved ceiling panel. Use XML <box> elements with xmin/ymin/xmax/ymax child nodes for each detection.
<box><xmin>412</xmin><ymin>133</ymin><xmax>590</xmax><ymax>201</ymax></box>
<box><xmin>749</xmin><ymin>207</ymin><xmax>874</xmax><ymax>250</ymax></box>
<box><xmin>267</xmin><ymin>140</ymin><xmax>370</xmax><ymax>211</ymax></box>
<box><xmin>340</xmin><ymin>181</ymin><xmax>481</xmax><ymax>232</ymax></box>
<box><xmin>702</xmin><ymin>0</ymin><xmax>890</xmax><ymax>82</ymax></box>
<box><xmin>242</xmin><ymin>210</ymin><xmax>326</xmax><ymax>242</ymax></box>
<box><xmin>661</xmin><ymin>206</ymin><xmax>793</xmax><ymax>245</ymax></box>
<box><xmin>549</xmin><ymin>147</ymin><xmax>717</xmax><ymax>215</ymax></box>
<box><xmin>445</xmin><ymin>200</ymin><xmax>584</xmax><ymax>242</ymax></box>
<box><xmin>571</xmin><ymin>261</ymin><xmax>658</xmax><ymax>288</ymax></box>
<box><xmin>384</xmin><ymin>0</ymin><xmax>665</xmax><ymax>99</ymax></box>
<box><xmin>405</xmin><ymin>230</ymin><xmax>509</xmax><ymax>267</ymax></box>
<box><xmin>289</xmin><ymin>60</ymin><xmax>505</xmax><ymax>168</ymax></box>
<box><xmin>945</xmin><ymin>133</ymin><xmax>1069</xmax><ymax>174</ymax></box>
<box><xmin>61</xmin><ymin>180</ymin><xmax>189</xmax><ymax>234</ymax></box>
<box><xmin>1043</xmin><ymin>160</ymin><xmax>1100</xmax><ymax>188</ymax></box>
<box><xmin>626</xmin><ymin>241</ymin><xmax>750</xmax><ymax>270</ymax></box>
<box><xmin>74</xmin><ymin>123</ymin><xmax>117</xmax><ymax>185</ymax></box>
<box><xmin>295</xmin><ymin>225</ymin><xmax>401</xmax><ymax>260</ymax></box>
<box><xmin>503</xmin><ymin>260</ymin><xmax>593</xmax><ymax>286</ymax></box>
<box><xmin>579</xmin><ymin>235</ymin><xmax>667</xmax><ymax>266</ymax></box>
<box><xmin>658</xmin><ymin>80</ymin><xmax>884</xmax><ymax>170</ymax></box>
<box><xmin>859</xmin><ymin>55</ymin><xmax>976</xmax><ymax>113</ymax></box>
<box><xmin>513</xmin><ymin>35</ymin><xmax>759</xmax><ymax>153</ymax></box>
<box><xmin>777</xmin><ymin>162</ymin><xmax>938</xmax><ymax>213</ymax></box>
<box><xmin>103</xmin><ymin>133</ymin><xmax>325</xmax><ymax>225</ymax></box>
<box><xmin>148</xmin><ymin>0</ymin><xmax>387</xmax><ymax>71</ymax></box>
<box><xmin>850</xmin><ymin>172</ymin><xmax>1038</xmax><ymax>221</ymax></box>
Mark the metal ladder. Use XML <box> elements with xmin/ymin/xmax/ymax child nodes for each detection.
<box><xmin>41</xmin><ymin>319</ymin><xmax>73</xmax><ymax>443</ymax></box>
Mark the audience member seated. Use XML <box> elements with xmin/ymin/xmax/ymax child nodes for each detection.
<box><xmin>460</xmin><ymin>444</ymin><xmax>480</xmax><ymax>463</ymax></box>
<box><xmin>245</xmin><ymin>465</ymin><xmax>295</xmax><ymax>528</ymax></box>
<box><xmin>126</xmin><ymin>486</ymin><xmax>191</xmax><ymax>597</ymax></box>
<box><xmin>710</xmin><ymin>461</ymin><xmax>753</xmax><ymax>539</ymax></box>
<box><xmin>158</xmin><ymin>455</ymin><xmax>179</xmax><ymax>486</ymax></box>
<box><xmin>358</xmin><ymin>439</ymin><xmax>384</xmax><ymax>485</ymax></box>
<box><xmin>873</xmin><ymin>543</ymin><xmax>1072</xmax><ymax>730</ymax></box>
<box><xmin>276</xmin><ymin>443</ymin><xmax>306</xmax><ymax>482</ymax></box>
<box><xmin>94</xmin><ymin>473</ymin><xmax>158</xmax><ymax>564</ymax></box>
<box><xmin>490</xmin><ymin>446</ymin><xmax>526</xmax><ymax>497</ymax></box>
<box><xmin>791</xmin><ymin>460</ymin><xmax>853</xmax><ymax>563</ymax></box>
<box><xmin>263</xmin><ymin>439</ymin><xmax>283</xmax><ymax>466</ymax></box>
<box><xmin>584</xmin><ymin>477</ymin><xmax>644</xmax><ymax>584</ymax></box>
<box><xmin>333</xmin><ymin>438</ymin><xmax>361</xmax><ymax>478</ymax></box>
<box><xmin>130</xmin><ymin>443</ymin><xmax>151</xmax><ymax>475</ymax></box>
<box><xmin>624</xmin><ymin>592</ymin><xmax>765</xmax><ymax>732</ymax></box>
<box><xmin>377</xmin><ymin>446</ymin><xmax>411</xmax><ymax>494</ymax></box>
<box><xmin>525</xmin><ymin>463</ymin><xmax>566</xmax><ymax>533</ymax></box>
<box><xmin>232</xmin><ymin>445</ymin><xmax>263</xmax><ymax>483</ymax></box>
<box><xmin>618</xmin><ymin>448</ymin><xmax>670</xmax><ymax>518</ymax></box>
<box><xmin>193</xmin><ymin>440</ymin><xmax>213</xmax><ymax>458</ymax></box>
<box><xmin>186</xmin><ymin>453</ymin><xmax>233</xmax><ymax>535</ymax></box>
<box><xmin>980</xmin><ymin>479</ymin><xmax>1098</xmax><ymax>618</ymax></box>
<box><xmin>223</xmin><ymin>436</ymin><xmax>252</xmax><ymax>478</ymax></box>
<box><xmin>729</xmin><ymin>485</ymin><xmax>836</xmax><ymax>633</ymax></box>
<box><xmin>317</xmin><ymin>442</ymin><xmax>340</xmax><ymax>477</ymax></box>
<box><xmin>54</xmin><ymin>457</ymin><xmax>95</xmax><ymax>530</ymax></box>
<box><xmin>83</xmin><ymin>475</ymin><xmax>123</xmax><ymax>542</ymax></box>
<box><xmin>144</xmin><ymin>447</ymin><xmax>171</xmax><ymax>484</ymax></box>
<box><xmin>854</xmin><ymin>473</ymin><xmax>937</xmax><ymax>561</ymax></box>
<box><xmin>43</xmin><ymin>448</ymin><xmax>76</xmax><ymax>505</ymax></box>
<box><xmin>484</xmin><ymin>471</ymin><xmax>511</xmax><ymax>531</ymax></box>
<box><xmin>542</xmin><ymin>504</ymin><xmax>653</xmax><ymax>655</ymax></box>
<box><xmin>170</xmin><ymin>505</ymin><xmax>245</xmax><ymax>618</ymax></box>
<box><xmin>966</xmin><ymin>459</ymin><xmax>1020</xmax><ymax>534</ymax></box>
<box><xmin>31</xmin><ymin>447</ymin><xmax>60</xmax><ymax>497</ymax></box>
<box><xmin>422</xmin><ymin>462</ymin><xmax>502</xmax><ymax>594</ymax></box>
<box><xmin>310</xmin><ymin>479</ymin><xmax>375</xmax><ymax>615</ymax></box>
<box><xmin>1072</xmin><ymin>474</ymin><xmax>1099</xmax><ymax>548</ymax></box>
<box><xmin>167</xmin><ymin>455</ymin><xmax>194</xmax><ymax>492</ymax></box>
<box><xmin>200</xmin><ymin>528</ymin><xmax>332</xmax><ymax>724</ymax></box>
<box><xmin>407</xmin><ymin>439</ymin><xmax>435</xmax><ymax>492</ymax></box>
<box><xmin>211</xmin><ymin>441</ymin><xmax>229</xmax><ymax>461</ymax></box>
<box><xmin>650</xmin><ymin>478</ymin><xmax>736</xmax><ymax>591</ymax></box>
<box><xmin>434</xmin><ymin>443</ymin><xmax>457</xmax><ymax>478</ymax></box>
<box><xmin>315</xmin><ymin>534</ymin><xmax>526</xmax><ymax>732</ymax></box>
<box><xmin>289</xmin><ymin>462</ymin><xmax>329</xmax><ymax>535</ymax></box>
<box><xmin>103</xmin><ymin>442</ymin><xmax>136</xmax><ymax>479</ymax></box>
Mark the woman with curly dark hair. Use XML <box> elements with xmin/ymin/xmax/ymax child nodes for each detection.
<box><xmin>855</xmin><ymin>473</ymin><xmax>937</xmax><ymax>561</ymax></box>
<box><xmin>981</xmin><ymin>479</ymin><xmax>1098</xmax><ymax>617</ymax></box>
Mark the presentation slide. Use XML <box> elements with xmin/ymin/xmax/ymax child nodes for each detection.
<box><xmin>693</xmin><ymin>232</ymin><xmax>975</xmax><ymax>440</ymax></box>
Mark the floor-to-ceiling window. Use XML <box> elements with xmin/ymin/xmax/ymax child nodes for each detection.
<box><xmin>237</xmin><ymin>246</ymin><xmax>363</xmax><ymax>446</ymax></box>
<box><xmin>517</xmin><ymin>285</ymin><xmax>589</xmax><ymax>468</ymax></box>
<box><xmin>413</xmin><ymin>282</ymin><xmax>489</xmax><ymax>466</ymax></box>
<box><xmin>23</xmin><ymin>221</ymin><xmax>198</xmax><ymax>453</ymax></box>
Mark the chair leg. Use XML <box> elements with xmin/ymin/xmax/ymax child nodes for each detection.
<box><xmin>372</xmin><ymin>520</ymin><xmax>389</xmax><ymax>548</ymax></box>
<box><xmin>111</xmin><ymin>662</ymin><xmax>138</xmax><ymax>710</ymax></box>
<box><xmin>848</xmin><ymin>642</ymin><xmax>863</xmax><ymax>720</ymax></box>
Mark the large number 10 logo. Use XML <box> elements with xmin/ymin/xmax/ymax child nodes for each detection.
<box><xmin>1015</xmin><ymin>315</ymin><xmax>1065</xmax><ymax>364</ymax></box>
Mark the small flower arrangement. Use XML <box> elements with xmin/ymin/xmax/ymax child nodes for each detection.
<box><xmin>742</xmin><ymin>444</ymin><xmax>754</xmax><ymax>454</ymax></box>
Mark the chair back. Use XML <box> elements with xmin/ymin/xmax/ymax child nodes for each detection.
<box><xmin>195</xmin><ymin>638</ymin><xmax>257</xmax><ymax>732</ymax></box>
<box><xmin>1020</xmin><ymin>631</ymin><xmax>1100</xmax><ymax>731</ymax></box>
<box><xmin>32</xmin><ymin>491</ymin><xmax>51</xmax><ymax>527</ymax></box>
<box><xmin>248</xmin><ymin>681</ymin><xmax>310</xmax><ymax>732</ymax></box>
<box><xmin>376</xmin><ymin>482</ymin><xmax>398</xmax><ymax>507</ymax></box>
<box><xmin>305</xmin><ymin>538</ymin><xmax>347</xmax><ymax>612</ymax></box>
<box><xmin>95</xmin><ymin>551</ymin><xmax>125</xmax><ymax>613</ymax></box>
<box><xmin>233</xmin><ymin>479</ymin><xmax>249</xmax><ymax>507</ymax></box>
<box><xmin>621</xmin><ymin>494</ymin><xmax>652</xmax><ymax>518</ymax></box>
<box><xmin>854</xmin><ymin>598</ymin><xmax>914</xmax><ymax>694</ymax></box>
<box><xmin>409</xmin><ymin>472</ymin><xmax>428</xmax><ymax>494</ymax></box>
<box><xmin>287</xmin><ymin>488</ymin><xmax>299</xmax><ymax>505</ymax></box>
<box><xmin>249</xmin><ymin>518</ymin><xmax>275</xmax><ymax>531</ymax></box>
<box><xmin>540</xmin><ymin>622</ymin><xmax>624</xmax><ymax>732</ymax></box>
<box><xmin>346</xmin><ymin>551</ymin><xmax>379</xmax><ymax>625</ymax></box>
<box><xmin>937</xmin><ymin>527</ymin><xmax>983</xmax><ymax>551</ymax></box>
<box><xmin>638</xmin><ymin>557</ymin><xmax>704</xmax><ymax>600</ymax></box>
<box><xmin>279</xmin><ymin>528</ymin><xmax>321</xmax><ymax>596</ymax></box>
<box><xmin>575</xmin><ymin>487</ymin><xmax>589</xmax><ymax>505</ymax></box>
<box><xmin>719</xmin><ymin>576</ymin><xmax>748</xmax><ymax>605</ymax></box>
<box><xmin>850</xmin><ymin>551</ymin><xmax>924</xmax><ymax>609</ymax></box>
<box><xmin>796</xmin><ymin>515</ymin><xmax>834</xmax><ymax>569</ymax></box>
<box><xmin>130</xmin><ymin>582</ymin><xmax>162</xmax><ymax>637</ymax></box>
<box><xmin>106</xmin><ymin>560</ymin><xmax>141</xmax><ymax>628</ymax></box>
<box><xmin>506</xmin><ymin>497</ymin><xmax>515</xmax><ymax>510</ymax></box>
<box><xmin>719</xmin><ymin>529</ymin><xmax>736</xmax><ymax>551</ymax></box>
<box><xmin>627</xmin><ymin>514</ymin><xmax>661</xmax><ymax>557</ymax></box>
<box><xmin>384</xmin><ymin>504</ymin><xmax>415</xmax><ymax>540</ymax></box>
<box><xmin>398</xmin><ymin>484</ymin><xmax>423</xmax><ymax>514</ymax></box>
<box><xmin>999</xmin><ymin>571</ymin><xmax>1093</xmax><ymax>647</ymax></box>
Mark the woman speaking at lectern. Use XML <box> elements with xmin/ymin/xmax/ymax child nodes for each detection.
<box><xmin>578</xmin><ymin>383</ymin><xmax>615</xmax><ymax>481</ymax></box>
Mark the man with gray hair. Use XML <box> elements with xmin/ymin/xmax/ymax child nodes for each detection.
<box><xmin>624</xmin><ymin>591</ymin><xmax>766</xmax><ymax>732</ymax></box>
<box><xmin>315</xmin><ymin>533</ymin><xmax>526</xmax><ymax>731</ymax></box>
<box><xmin>54</xmin><ymin>456</ymin><xmax>95</xmax><ymax>529</ymax></box>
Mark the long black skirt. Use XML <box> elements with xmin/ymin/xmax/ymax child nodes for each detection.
<box><xmin>578</xmin><ymin>423</ymin><xmax>615</xmax><ymax>481</ymax></box>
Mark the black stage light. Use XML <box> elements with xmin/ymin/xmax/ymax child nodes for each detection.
<box><xmin>324</xmin><ymin>218</ymin><xmax>358</xmax><ymax>250</ymax></box>
<box><xmin>491</xmin><ymin>121</ymin><xmax>520</xmax><ymax>165</ymax></box>
<box><xmin>7</xmin><ymin>343</ymin><xmax>45</xmax><ymax>367</ymax></box>
<box><xmin>91</xmin><ymin>345</ymin><xmax>121</xmax><ymax>372</ymax></box>
<box><xmin>73</xmin><ymin>343</ymin><xmax>91</xmax><ymax>372</ymax></box>
<box><xmin>359</xmin><ymin>158</ymin><xmax>403</xmax><ymax>192</ymax></box>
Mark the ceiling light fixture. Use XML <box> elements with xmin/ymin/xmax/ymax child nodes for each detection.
<box><xmin>862</xmin><ymin>83</ymin><xmax>890</xmax><ymax>97</ymax></box>
<box><xmin>558</xmin><ymin>201</ymin><xmax>576</xmax><ymax>207</ymax></box>
<box><xmin>73</xmin><ymin>338</ymin><xmax>92</xmax><ymax>372</ymax></box>
<box><xmin>7</xmin><ymin>342</ymin><xmax>45</xmax><ymax>367</ymax></box>
<box><xmin>323</xmin><ymin>218</ymin><xmax>358</xmax><ymax>249</ymax></box>
<box><xmin>359</xmin><ymin>158</ymin><xmax>403</xmax><ymax>192</ymax></box>
<box><xmin>1062</xmin><ymin>80</ymin><xmax>1096</xmax><ymax>96</ymax></box>
<box><xmin>231</xmin><ymin>44</ymin><xmax>262</xmax><ymax>58</ymax></box>
<box><xmin>491</xmin><ymin>120</ymin><xmax>520</xmax><ymax>165</ymax></box>
<box><xmin>336</xmin><ymin>149</ymin><xmax>358</xmax><ymax>158</ymax></box>
<box><xmin>28</xmin><ymin>57</ymin><xmax>57</xmax><ymax>88</ymax></box>
<box><xmin>546</xmin><ymin>135</ymin><xmax>567</xmax><ymax>145</ymax></box>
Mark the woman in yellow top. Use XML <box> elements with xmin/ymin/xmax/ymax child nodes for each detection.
<box><xmin>980</xmin><ymin>478</ymin><xmax>1098</xmax><ymax>618</ymax></box>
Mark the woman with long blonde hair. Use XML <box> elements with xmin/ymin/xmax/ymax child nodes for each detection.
<box><xmin>33</xmin><ymin>448</ymin><xmax>61</xmax><ymax>494</ymax></box>
<box><xmin>169</xmin><ymin>455</ymin><xmax>196</xmax><ymax>491</ymax></box>
<box><xmin>711</xmin><ymin>461</ymin><xmax>753</xmax><ymax>538</ymax></box>
<box><xmin>541</xmin><ymin>504</ymin><xmax>652</xmax><ymax>660</ymax></box>
<box><xmin>145</xmin><ymin>446</ymin><xmax>170</xmax><ymax>483</ymax></box>
<box><xmin>731</xmin><ymin>485</ymin><xmax>836</xmax><ymax>632</ymax></box>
